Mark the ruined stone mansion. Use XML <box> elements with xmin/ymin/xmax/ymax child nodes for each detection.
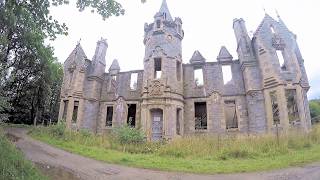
<box><xmin>58</xmin><ymin>0</ymin><xmax>311</xmax><ymax>140</ymax></box>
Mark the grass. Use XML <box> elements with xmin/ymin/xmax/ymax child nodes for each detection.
<box><xmin>29</xmin><ymin>124</ymin><xmax>320</xmax><ymax>174</ymax></box>
<box><xmin>0</xmin><ymin>126</ymin><xmax>47</xmax><ymax>180</ymax></box>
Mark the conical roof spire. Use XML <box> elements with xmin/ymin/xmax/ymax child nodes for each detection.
<box><xmin>158</xmin><ymin>0</ymin><xmax>173</xmax><ymax>21</ymax></box>
<box><xmin>109</xmin><ymin>59</ymin><xmax>120</xmax><ymax>72</ymax></box>
<box><xmin>190</xmin><ymin>50</ymin><xmax>206</xmax><ymax>64</ymax></box>
<box><xmin>217</xmin><ymin>46</ymin><xmax>233</xmax><ymax>62</ymax></box>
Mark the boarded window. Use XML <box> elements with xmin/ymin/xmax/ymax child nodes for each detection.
<box><xmin>176</xmin><ymin>108</ymin><xmax>181</xmax><ymax>135</ymax></box>
<box><xmin>270</xmin><ymin>91</ymin><xmax>280</xmax><ymax>125</ymax></box>
<box><xmin>276</xmin><ymin>50</ymin><xmax>286</xmax><ymax>70</ymax></box>
<box><xmin>222</xmin><ymin>65</ymin><xmax>232</xmax><ymax>84</ymax></box>
<box><xmin>176</xmin><ymin>61</ymin><xmax>181</xmax><ymax>81</ymax></box>
<box><xmin>106</xmin><ymin>106</ymin><xmax>113</xmax><ymax>127</ymax></box>
<box><xmin>130</xmin><ymin>73</ymin><xmax>138</xmax><ymax>90</ymax></box>
<box><xmin>154</xmin><ymin>58</ymin><xmax>162</xmax><ymax>79</ymax></box>
<box><xmin>72</xmin><ymin>101</ymin><xmax>79</xmax><ymax>124</ymax></box>
<box><xmin>195</xmin><ymin>102</ymin><xmax>207</xmax><ymax>130</ymax></box>
<box><xmin>127</xmin><ymin>104</ymin><xmax>136</xmax><ymax>127</ymax></box>
<box><xmin>224</xmin><ymin>100</ymin><xmax>238</xmax><ymax>129</ymax></box>
<box><xmin>285</xmin><ymin>89</ymin><xmax>299</xmax><ymax>124</ymax></box>
<box><xmin>194</xmin><ymin>68</ymin><xmax>204</xmax><ymax>86</ymax></box>
<box><xmin>62</xmin><ymin>100</ymin><xmax>69</xmax><ymax>120</ymax></box>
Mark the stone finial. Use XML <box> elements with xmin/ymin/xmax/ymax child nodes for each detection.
<box><xmin>190</xmin><ymin>50</ymin><xmax>206</xmax><ymax>64</ymax></box>
<box><xmin>109</xmin><ymin>59</ymin><xmax>120</xmax><ymax>74</ymax></box>
<box><xmin>157</xmin><ymin>0</ymin><xmax>173</xmax><ymax>21</ymax></box>
<box><xmin>217</xmin><ymin>46</ymin><xmax>233</xmax><ymax>62</ymax></box>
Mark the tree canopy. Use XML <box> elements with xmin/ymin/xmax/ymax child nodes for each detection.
<box><xmin>0</xmin><ymin>0</ymin><xmax>130</xmax><ymax>124</ymax></box>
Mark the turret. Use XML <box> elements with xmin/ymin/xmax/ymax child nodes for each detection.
<box><xmin>91</xmin><ymin>38</ymin><xmax>108</xmax><ymax>77</ymax></box>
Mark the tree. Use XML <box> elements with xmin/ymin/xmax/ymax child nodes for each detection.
<box><xmin>0</xmin><ymin>0</ymin><xmax>129</xmax><ymax>124</ymax></box>
<box><xmin>310</xmin><ymin>99</ymin><xmax>320</xmax><ymax>124</ymax></box>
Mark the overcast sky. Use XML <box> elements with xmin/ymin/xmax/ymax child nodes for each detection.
<box><xmin>48</xmin><ymin>0</ymin><xmax>320</xmax><ymax>99</ymax></box>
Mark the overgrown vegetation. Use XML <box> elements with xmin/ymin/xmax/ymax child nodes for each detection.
<box><xmin>310</xmin><ymin>99</ymin><xmax>320</xmax><ymax>124</ymax></box>
<box><xmin>0</xmin><ymin>127</ymin><xmax>47</xmax><ymax>180</ymax></box>
<box><xmin>30</xmin><ymin>123</ymin><xmax>320</xmax><ymax>173</ymax></box>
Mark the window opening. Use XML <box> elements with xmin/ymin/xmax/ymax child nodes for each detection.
<box><xmin>194</xmin><ymin>68</ymin><xmax>204</xmax><ymax>86</ymax></box>
<box><xmin>285</xmin><ymin>89</ymin><xmax>299</xmax><ymax>124</ymax></box>
<box><xmin>224</xmin><ymin>100</ymin><xmax>238</xmax><ymax>129</ymax></box>
<box><xmin>62</xmin><ymin>100</ymin><xmax>69</xmax><ymax>120</ymax></box>
<box><xmin>222</xmin><ymin>65</ymin><xmax>232</xmax><ymax>84</ymax></box>
<box><xmin>195</xmin><ymin>102</ymin><xmax>207</xmax><ymax>130</ymax></box>
<box><xmin>127</xmin><ymin>104</ymin><xmax>137</xmax><ymax>127</ymax></box>
<box><xmin>176</xmin><ymin>61</ymin><xmax>181</xmax><ymax>81</ymax></box>
<box><xmin>276</xmin><ymin>50</ymin><xmax>286</xmax><ymax>70</ymax></box>
<box><xmin>106</xmin><ymin>106</ymin><xmax>113</xmax><ymax>127</ymax></box>
<box><xmin>270</xmin><ymin>91</ymin><xmax>280</xmax><ymax>125</ymax></box>
<box><xmin>130</xmin><ymin>73</ymin><xmax>138</xmax><ymax>90</ymax></box>
<box><xmin>154</xmin><ymin>58</ymin><xmax>162</xmax><ymax>79</ymax></box>
<box><xmin>176</xmin><ymin>108</ymin><xmax>181</xmax><ymax>135</ymax></box>
<box><xmin>72</xmin><ymin>101</ymin><xmax>79</xmax><ymax>124</ymax></box>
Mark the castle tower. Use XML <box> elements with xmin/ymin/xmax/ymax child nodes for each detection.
<box><xmin>141</xmin><ymin>0</ymin><xmax>184</xmax><ymax>140</ymax></box>
<box><xmin>233</xmin><ymin>18</ymin><xmax>267</xmax><ymax>133</ymax></box>
<box><xmin>251</xmin><ymin>13</ymin><xmax>311</xmax><ymax>131</ymax></box>
<box><xmin>81</xmin><ymin>38</ymin><xmax>108</xmax><ymax>132</ymax></box>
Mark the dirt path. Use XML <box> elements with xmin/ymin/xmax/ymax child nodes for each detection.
<box><xmin>5</xmin><ymin>127</ymin><xmax>320</xmax><ymax>180</ymax></box>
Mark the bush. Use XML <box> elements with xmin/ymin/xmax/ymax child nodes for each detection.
<box><xmin>310</xmin><ymin>99</ymin><xmax>320</xmax><ymax>124</ymax></box>
<box><xmin>48</xmin><ymin>120</ymin><xmax>66</xmax><ymax>137</ymax></box>
<box><xmin>112</xmin><ymin>125</ymin><xmax>145</xmax><ymax>144</ymax></box>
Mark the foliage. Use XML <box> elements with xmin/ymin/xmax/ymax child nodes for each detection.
<box><xmin>310</xmin><ymin>99</ymin><xmax>320</xmax><ymax>124</ymax></box>
<box><xmin>30</xmin><ymin>124</ymin><xmax>320</xmax><ymax>173</ymax></box>
<box><xmin>0</xmin><ymin>0</ymin><xmax>130</xmax><ymax>125</ymax></box>
<box><xmin>0</xmin><ymin>128</ymin><xmax>47</xmax><ymax>180</ymax></box>
<box><xmin>112</xmin><ymin>125</ymin><xmax>145</xmax><ymax>144</ymax></box>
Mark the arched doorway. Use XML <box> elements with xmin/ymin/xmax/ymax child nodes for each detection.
<box><xmin>150</xmin><ymin>109</ymin><xmax>163</xmax><ymax>141</ymax></box>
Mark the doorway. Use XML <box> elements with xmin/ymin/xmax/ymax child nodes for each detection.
<box><xmin>151</xmin><ymin>109</ymin><xmax>163</xmax><ymax>141</ymax></box>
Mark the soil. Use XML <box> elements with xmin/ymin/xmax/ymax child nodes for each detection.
<box><xmin>4</xmin><ymin>127</ymin><xmax>320</xmax><ymax>180</ymax></box>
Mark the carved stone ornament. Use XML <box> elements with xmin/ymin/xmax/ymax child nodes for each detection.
<box><xmin>211</xmin><ymin>92</ymin><xmax>220</xmax><ymax>103</ymax></box>
<box><xmin>149</xmin><ymin>80</ymin><xmax>163</xmax><ymax>96</ymax></box>
<box><xmin>272</xmin><ymin>35</ymin><xmax>285</xmax><ymax>50</ymax></box>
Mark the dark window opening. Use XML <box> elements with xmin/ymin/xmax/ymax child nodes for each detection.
<box><xmin>176</xmin><ymin>108</ymin><xmax>181</xmax><ymax>135</ymax></box>
<box><xmin>286</xmin><ymin>89</ymin><xmax>300</xmax><ymax>124</ymax></box>
<box><xmin>154</xmin><ymin>58</ymin><xmax>162</xmax><ymax>79</ymax></box>
<box><xmin>195</xmin><ymin>102</ymin><xmax>207</xmax><ymax>130</ymax></box>
<box><xmin>62</xmin><ymin>100</ymin><xmax>69</xmax><ymax>120</ymax></box>
<box><xmin>156</xmin><ymin>20</ymin><xmax>161</xmax><ymax>29</ymax></box>
<box><xmin>106</xmin><ymin>106</ymin><xmax>113</xmax><ymax>127</ymax></box>
<box><xmin>176</xmin><ymin>61</ymin><xmax>181</xmax><ymax>81</ymax></box>
<box><xmin>270</xmin><ymin>91</ymin><xmax>280</xmax><ymax>125</ymax></box>
<box><xmin>72</xmin><ymin>101</ymin><xmax>79</xmax><ymax>124</ymax></box>
<box><xmin>127</xmin><ymin>104</ymin><xmax>137</xmax><ymax>127</ymax></box>
<box><xmin>224</xmin><ymin>100</ymin><xmax>238</xmax><ymax>129</ymax></box>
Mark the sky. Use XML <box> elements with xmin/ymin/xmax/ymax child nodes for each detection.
<box><xmin>48</xmin><ymin>0</ymin><xmax>320</xmax><ymax>99</ymax></box>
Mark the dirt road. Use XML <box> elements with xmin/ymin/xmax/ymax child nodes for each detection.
<box><xmin>5</xmin><ymin>127</ymin><xmax>320</xmax><ymax>180</ymax></box>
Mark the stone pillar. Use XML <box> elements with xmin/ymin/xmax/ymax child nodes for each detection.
<box><xmin>58</xmin><ymin>99</ymin><xmax>65</xmax><ymax>121</ymax></box>
<box><xmin>66</xmin><ymin>98</ymin><xmax>74</xmax><ymax>129</ymax></box>
<box><xmin>277</xmin><ymin>86</ymin><xmax>289</xmax><ymax>131</ymax></box>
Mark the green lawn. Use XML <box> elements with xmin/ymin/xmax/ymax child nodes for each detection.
<box><xmin>29</xmin><ymin>124</ymin><xmax>320</xmax><ymax>174</ymax></box>
<box><xmin>0</xmin><ymin>127</ymin><xmax>47</xmax><ymax>180</ymax></box>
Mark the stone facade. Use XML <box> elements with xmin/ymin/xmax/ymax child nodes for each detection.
<box><xmin>58</xmin><ymin>0</ymin><xmax>311</xmax><ymax>140</ymax></box>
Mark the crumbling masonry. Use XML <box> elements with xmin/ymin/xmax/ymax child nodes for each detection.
<box><xmin>58</xmin><ymin>0</ymin><xmax>311</xmax><ymax>141</ymax></box>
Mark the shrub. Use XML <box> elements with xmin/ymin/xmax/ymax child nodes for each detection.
<box><xmin>48</xmin><ymin>120</ymin><xmax>66</xmax><ymax>137</ymax></box>
<box><xmin>112</xmin><ymin>125</ymin><xmax>145</xmax><ymax>144</ymax></box>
